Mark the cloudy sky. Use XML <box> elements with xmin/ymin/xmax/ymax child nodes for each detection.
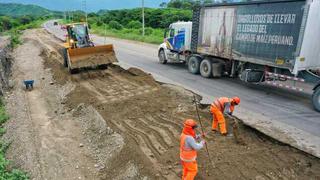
<box><xmin>0</xmin><ymin>0</ymin><xmax>170</xmax><ymax>12</ymax></box>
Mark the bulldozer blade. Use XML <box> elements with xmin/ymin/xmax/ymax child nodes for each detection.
<box><xmin>67</xmin><ymin>44</ymin><xmax>117</xmax><ymax>69</ymax></box>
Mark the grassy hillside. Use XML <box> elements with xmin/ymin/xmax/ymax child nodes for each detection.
<box><xmin>0</xmin><ymin>3</ymin><xmax>59</xmax><ymax>17</ymax></box>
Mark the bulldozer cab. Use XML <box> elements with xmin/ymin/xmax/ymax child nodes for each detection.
<box><xmin>66</xmin><ymin>23</ymin><xmax>93</xmax><ymax>48</ymax></box>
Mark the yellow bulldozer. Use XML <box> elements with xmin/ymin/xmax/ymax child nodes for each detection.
<box><xmin>62</xmin><ymin>23</ymin><xmax>117</xmax><ymax>73</ymax></box>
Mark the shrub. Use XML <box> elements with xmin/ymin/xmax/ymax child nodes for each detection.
<box><xmin>127</xmin><ymin>20</ymin><xmax>142</xmax><ymax>29</ymax></box>
<box><xmin>108</xmin><ymin>20</ymin><xmax>123</xmax><ymax>30</ymax></box>
<box><xmin>96</xmin><ymin>19</ymin><xmax>103</xmax><ymax>26</ymax></box>
<box><xmin>9</xmin><ymin>31</ymin><xmax>21</xmax><ymax>48</ymax></box>
<box><xmin>139</xmin><ymin>27</ymin><xmax>153</xmax><ymax>36</ymax></box>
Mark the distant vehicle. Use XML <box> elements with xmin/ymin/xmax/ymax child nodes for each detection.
<box><xmin>61</xmin><ymin>23</ymin><xmax>117</xmax><ymax>73</ymax></box>
<box><xmin>53</xmin><ymin>21</ymin><xmax>58</xmax><ymax>26</ymax></box>
<box><xmin>158</xmin><ymin>0</ymin><xmax>320</xmax><ymax>111</ymax></box>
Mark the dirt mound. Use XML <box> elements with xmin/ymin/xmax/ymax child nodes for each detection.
<box><xmin>9</xmin><ymin>29</ymin><xmax>320</xmax><ymax>179</ymax></box>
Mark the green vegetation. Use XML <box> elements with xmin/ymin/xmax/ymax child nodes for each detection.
<box><xmin>0</xmin><ymin>3</ymin><xmax>62</xmax><ymax>47</ymax></box>
<box><xmin>0</xmin><ymin>99</ymin><xmax>29</xmax><ymax>180</ymax></box>
<box><xmin>91</xmin><ymin>24</ymin><xmax>164</xmax><ymax>44</ymax></box>
<box><xmin>0</xmin><ymin>3</ymin><xmax>60</xmax><ymax>17</ymax></box>
<box><xmin>0</xmin><ymin>15</ymin><xmax>55</xmax><ymax>48</ymax></box>
<box><xmin>165</xmin><ymin>0</ymin><xmax>214</xmax><ymax>9</ymax></box>
<box><xmin>63</xmin><ymin>8</ymin><xmax>192</xmax><ymax>44</ymax></box>
<box><xmin>95</xmin><ymin>8</ymin><xmax>192</xmax><ymax>29</ymax></box>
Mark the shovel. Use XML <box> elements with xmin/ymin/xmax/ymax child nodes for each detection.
<box><xmin>226</xmin><ymin>114</ymin><xmax>245</xmax><ymax>145</ymax></box>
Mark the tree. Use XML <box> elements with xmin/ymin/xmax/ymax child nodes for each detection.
<box><xmin>0</xmin><ymin>16</ymin><xmax>13</xmax><ymax>31</ymax></box>
<box><xmin>159</xmin><ymin>2</ymin><xmax>167</xmax><ymax>8</ymax></box>
<box><xmin>127</xmin><ymin>20</ymin><xmax>142</xmax><ymax>29</ymax></box>
<box><xmin>19</xmin><ymin>15</ymin><xmax>33</xmax><ymax>25</ymax></box>
<box><xmin>109</xmin><ymin>20</ymin><xmax>123</xmax><ymax>30</ymax></box>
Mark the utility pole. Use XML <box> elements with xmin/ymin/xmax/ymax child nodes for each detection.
<box><xmin>142</xmin><ymin>0</ymin><xmax>145</xmax><ymax>36</ymax></box>
<box><xmin>82</xmin><ymin>0</ymin><xmax>88</xmax><ymax>23</ymax></box>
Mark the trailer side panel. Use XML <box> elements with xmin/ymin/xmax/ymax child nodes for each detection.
<box><xmin>196</xmin><ymin>1</ymin><xmax>306</xmax><ymax>69</ymax></box>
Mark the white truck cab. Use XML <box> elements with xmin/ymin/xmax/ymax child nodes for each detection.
<box><xmin>158</xmin><ymin>21</ymin><xmax>192</xmax><ymax>64</ymax></box>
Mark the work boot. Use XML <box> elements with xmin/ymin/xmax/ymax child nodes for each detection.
<box><xmin>222</xmin><ymin>133</ymin><xmax>233</xmax><ymax>137</ymax></box>
<box><xmin>211</xmin><ymin>129</ymin><xmax>218</xmax><ymax>133</ymax></box>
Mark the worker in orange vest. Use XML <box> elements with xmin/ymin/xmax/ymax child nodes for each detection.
<box><xmin>180</xmin><ymin>119</ymin><xmax>205</xmax><ymax>180</ymax></box>
<box><xmin>210</xmin><ymin>97</ymin><xmax>240</xmax><ymax>135</ymax></box>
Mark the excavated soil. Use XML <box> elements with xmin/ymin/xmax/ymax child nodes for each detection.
<box><xmin>4</xmin><ymin>29</ymin><xmax>320</xmax><ymax>180</ymax></box>
<box><xmin>70</xmin><ymin>52</ymin><xmax>117</xmax><ymax>69</ymax></box>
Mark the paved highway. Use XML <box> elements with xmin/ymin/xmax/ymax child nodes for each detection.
<box><xmin>44</xmin><ymin>20</ymin><xmax>320</xmax><ymax>157</ymax></box>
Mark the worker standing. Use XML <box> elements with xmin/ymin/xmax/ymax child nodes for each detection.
<box><xmin>210</xmin><ymin>97</ymin><xmax>240</xmax><ymax>135</ymax></box>
<box><xmin>180</xmin><ymin>119</ymin><xmax>205</xmax><ymax>180</ymax></box>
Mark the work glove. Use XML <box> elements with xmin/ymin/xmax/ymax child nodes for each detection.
<box><xmin>201</xmin><ymin>132</ymin><xmax>206</xmax><ymax>138</ymax></box>
<box><xmin>196</xmin><ymin>133</ymin><xmax>206</xmax><ymax>139</ymax></box>
<box><xmin>200</xmin><ymin>140</ymin><xmax>206</xmax><ymax>146</ymax></box>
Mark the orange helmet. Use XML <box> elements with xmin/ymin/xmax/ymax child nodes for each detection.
<box><xmin>232</xmin><ymin>97</ymin><xmax>240</xmax><ymax>105</ymax></box>
<box><xmin>184</xmin><ymin>119</ymin><xmax>197</xmax><ymax>129</ymax></box>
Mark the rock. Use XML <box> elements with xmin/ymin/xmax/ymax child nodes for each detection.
<box><xmin>49</xmin><ymin>81</ymin><xmax>54</xmax><ymax>85</ymax></box>
<box><xmin>79</xmin><ymin>143</ymin><xmax>84</xmax><ymax>147</ymax></box>
<box><xmin>94</xmin><ymin>164</ymin><xmax>99</xmax><ymax>168</ymax></box>
<box><xmin>155</xmin><ymin>173</ymin><xmax>160</xmax><ymax>177</ymax></box>
<box><xmin>167</xmin><ymin>165</ymin><xmax>173</xmax><ymax>170</ymax></box>
<box><xmin>75</xmin><ymin>165</ymin><xmax>79</xmax><ymax>169</ymax></box>
<box><xmin>8</xmin><ymin>80</ymin><xmax>14</xmax><ymax>88</ymax></box>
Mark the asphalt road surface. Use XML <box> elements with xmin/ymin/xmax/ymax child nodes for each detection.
<box><xmin>44</xmin><ymin>20</ymin><xmax>320</xmax><ymax>157</ymax></box>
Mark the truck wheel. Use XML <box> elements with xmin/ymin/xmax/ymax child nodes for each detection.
<box><xmin>312</xmin><ymin>86</ymin><xmax>320</xmax><ymax>112</ymax></box>
<box><xmin>200</xmin><ymin>59</ymin><xmax>212</xmax><ymax>78</ymax></box>
<box><xmin>158</xmin><ymin>49</ymin><xmax>167</xmax><ymax>64</ymax></box>
<box><xmin>63</xmin><ymin>48</ymin><xmax>68</xmax><ymax>67</ymax></box>
<box><xmin>188</xmin><ymin>56</ymin><xmax>201</xmax><ymax>74</ymax></box>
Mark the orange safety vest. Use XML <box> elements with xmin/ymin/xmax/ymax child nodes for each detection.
<box><xmin>211</xmin><ymin>97</ymin><xmax>234</xmax><ymax>113</ymax></box>
<box><xmin>180</xmin><ymin>133</ymin><xmax>197</xmax><ymax>162</ymax></box>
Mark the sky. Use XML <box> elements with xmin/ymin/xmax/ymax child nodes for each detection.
<box><xmin>0</xmin><ymin>0</ymin><xmax>170</xmax><ymax>12</ymax></box>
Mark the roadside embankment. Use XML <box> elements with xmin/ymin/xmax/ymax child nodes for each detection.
<box><xmin>0</xmin><ymin>37</ymin><xmax>12</xmax><ymax>96</ymax></box>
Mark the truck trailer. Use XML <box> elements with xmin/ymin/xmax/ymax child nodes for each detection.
<box><xmin>158</xmin><ymin>0</ymin><xmax>320</xmax><ymax>111</ymax></box>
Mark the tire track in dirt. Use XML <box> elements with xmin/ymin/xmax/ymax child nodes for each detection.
<box><xmin>139</xmin><ymin>117</ymin><xmax>176</xmax><ymax>145</ymax></box>
<box><xmin>136</xmin><ymin>118</ymin><xmax>172</xmax><ymax>148</ymax></box>
<box><xmin>123</xmin><ymin>119</ymin><xmax>166</xmax><ymax>155</ymax></box>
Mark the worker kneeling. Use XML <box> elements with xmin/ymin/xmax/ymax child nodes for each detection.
<box><xmin>180</xmin><ymin>119</ymin><xmax>205</xmax><ymax>180</ymax></box>
<box><xmin>210</xmin><ymin>97</ymin><xmax>240</xmax><ymax>135</ymax></box>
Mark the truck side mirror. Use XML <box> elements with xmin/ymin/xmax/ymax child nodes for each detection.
<box><xmin>169</xmin><ymin>29</ymin><xmax>174</xmax><ymax>38</ymax></box>
<box><xmin>164</xmin><ymin>29</ymin><xmax>168</xmax><ymax>38</ymax></box>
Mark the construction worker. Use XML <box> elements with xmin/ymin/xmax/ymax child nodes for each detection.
<box><xmin>180</xmin><ymin>119</ymin><xmax>205</xmax><ymax>180</ymax></box>
<box><xmin>210</xmin><ymin>97</ymin><xmax>240</xmax><ymax>135</ymax></box>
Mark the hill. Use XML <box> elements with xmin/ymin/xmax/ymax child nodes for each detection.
<box><xmin>0</xmin><ymin>3</ymin><xmax>59</xmax><ymax>17</ymax></box>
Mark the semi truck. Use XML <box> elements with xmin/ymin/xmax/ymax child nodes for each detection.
<box><xmin>158</xmin><ymin>0</ymin><xmax>320</xmax><ymax>111</ymax></box>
